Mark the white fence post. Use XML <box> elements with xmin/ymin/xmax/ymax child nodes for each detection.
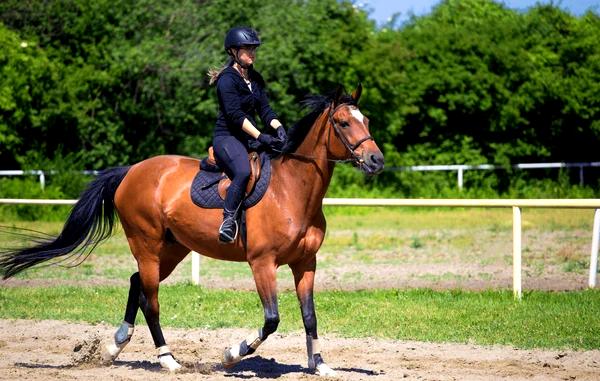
<box><xmin>38</xmin><ymin>171</ymin><xmax>45</xmax><ymax>190</ymax></box>
<box><xmin>191</xmin><ymin>251</ymin><xmax>201</xmax><ymax>285</ymax></box>
<box><xmin>457</xmin><ymin>167</ymin><xmax>464</xmax><ymax>191</ymax></box>
<box><xmin>512</xmin><ymin>206</ymin><xmax>522</xmax><ymax>300</ymax></box>
<box><xmin>589</xmin><ymin>209</ymin><xmax>600</xmax><ymax>288</ymax></box>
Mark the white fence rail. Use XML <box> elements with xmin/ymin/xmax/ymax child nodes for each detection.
<box><xmin>387</xmin><ymin>162</ymin><xmax>600</xmax><ymax>189</ymax></box>
<box><xmin>3</xmin><ymin>161</ymin><xmax>600</xmax><ymax>190</ymax></box>
<box><xmin>1</xmin><ymin>197</ymin><xmax>599</xmax><ymax>299</ymax></box>
<box><xmin>323</xmin><ymin>198</ymin><xmax>600</xmax><ymax>298</ymax></box>
<box><xmin>0</xmin><ymin>170</ymin><xmax>99</xmax><ymax>190</ymax></box>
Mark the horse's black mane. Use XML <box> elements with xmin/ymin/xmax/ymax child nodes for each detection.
<box><xmin>281</xmin><ymin>89</ymin><xmax>356</xmax><ymax>154</ymax></box>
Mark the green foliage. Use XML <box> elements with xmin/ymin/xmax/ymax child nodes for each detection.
<box><xmin>0</xmin><ymin>23</ymin><xmax>57</xmax><ymax>168</ymax></box>
<box><xmin>1</xmin><ymin>285</ymin><xmax>599</xmax><ymax>349</ymax></box>
<box><xmin>0</xmin><ymin>0</ymin><xmax>374</xmax><ymax>168</ymax></box>
<box><xmin>0</xmin><ymin>0</ymin><xmax>599</xmax><ymax>196</ymax></box>
<box><xmin>352</xmin><ymin>0</ymin><xmax>600</xmax><ymax>194</ymax></box>
<box><xmin>0</xmin><ymin>154</ymin><xmax>90</xmax><ymax>220</ymax></box>
<box><xmin>327</xmin><ymin>163</ymin><xmax>600</xmax><ymax>199</ymax></box>
<box><xmin>0</xmin><ymin>177</ymin><xmax>70</xmax><ymax>220</ymax></box>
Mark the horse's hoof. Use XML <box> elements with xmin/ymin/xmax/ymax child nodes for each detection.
<box><xmin>101</xmin><ymin>342</ymin><xmax>121</xmax><ymax>364</ymax></box>
<box><xmin>102</xmin><ymin>322</ymin><xmax>133</xmax><ymax>364</ymax></box>
<box><xmin>315</xmin><ymin>363</ymin><xmax>337</xmax><ymax>377</ymax></box>
<box><xmin>222</xmin><ymin>347</ymin><xmax>242</xmax><ymax>369</ymax></box>
<box><xmin>159</xmin><ymin>354</ymin><xmax>182</xmax><ymax>372</ymax></box>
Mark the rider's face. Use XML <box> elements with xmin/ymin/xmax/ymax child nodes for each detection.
<box><xmin>237</xmin><ymin>45</ymin><xmax>257</xmax><ymax>66</ymax></box>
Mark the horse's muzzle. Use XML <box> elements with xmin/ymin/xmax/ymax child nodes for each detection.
<box><xmin>360</xmin><ymin>151</ymin><xmax>385</xmax><ymax>175</ymax></box>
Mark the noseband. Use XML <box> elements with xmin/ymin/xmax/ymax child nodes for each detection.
<box><xmin>327</xmin><ymin>103</ymin><xmax>374</xmax><ymax>165</ymax></box>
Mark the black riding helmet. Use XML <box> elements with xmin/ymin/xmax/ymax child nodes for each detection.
<box><xmin>224</xmin><ymin>27</ymin><xmax>261</xmax><ymax>53</ymax></box>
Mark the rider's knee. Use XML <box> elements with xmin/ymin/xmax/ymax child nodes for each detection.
<box><xmin>237</xmin><ymin>167</ymin><xmax>251</xmax><ymax>183</ymax></box>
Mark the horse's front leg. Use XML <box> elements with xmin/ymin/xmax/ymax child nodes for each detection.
<box><xmin>291</xmin><ymin>257</ymin><xmax>337</xmax><ymax>376</ymax></box>
<box><xmin>222</xmin><ymin>259</ymin><xmax>280</xmax><ymax>368</ymax></box>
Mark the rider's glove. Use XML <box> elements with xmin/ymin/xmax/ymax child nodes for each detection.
<box><xmin>257</xmin><ymin>133</ymin><xmax>284</xmax><ymax>151</ymax></box>
<box><xmin>275</xmin><ymin>125</ymin><xmax>287</xmax><ymax>142</ymax></box>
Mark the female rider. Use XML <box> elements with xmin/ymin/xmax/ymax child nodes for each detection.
<box><xmin>208</xmin><ymin>27</ymin><xmax>286</xmax><ymax>243</ymax></box>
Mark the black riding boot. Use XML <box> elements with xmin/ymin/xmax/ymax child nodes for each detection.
<box><xmin>219</xmin><ymin>182</ymin><xmax>244</xmax><ymax>243</ymax></box>
<box><xmin>219</xmin><ymin>208</ymin><xmax>239</xmax><ymax>243</ymax></box>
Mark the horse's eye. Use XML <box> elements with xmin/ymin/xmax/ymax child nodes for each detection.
<box><xmin>340</xmin><ymin>121</ymin><xmax>349</xmax><ymax>128</ymax></box>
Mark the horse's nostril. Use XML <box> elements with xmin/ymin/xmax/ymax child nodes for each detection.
<box><xmin>370</xmin><ymin>154</ymin><xmax>384</xmax><ymax>166</ymax></box>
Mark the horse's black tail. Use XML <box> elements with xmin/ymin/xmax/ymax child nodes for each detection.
<box><xmin>0</xmin><ymin>166</ymin><xmax>131</xmax><ymax>279</ymax></box>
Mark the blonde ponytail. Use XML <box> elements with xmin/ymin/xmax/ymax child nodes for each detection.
<box><xmin>207</xmin><ymin>57</ymin><xmax>234</xmax><ymax>85</ymax></box>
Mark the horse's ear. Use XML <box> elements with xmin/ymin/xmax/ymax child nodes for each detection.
<box><xmin>333</xmin><ymin>85</ymin><xmax>345</xmax><ymax>107</ymax></box>
<box><xmin>351</xmin><ymin>83</ymin><xmax>363</xmax><ymax>103</ymax></box>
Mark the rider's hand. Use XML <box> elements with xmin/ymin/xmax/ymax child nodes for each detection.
<box><xmin>257</xmin><ymin>133</ymin><xmax>274</xmax><ymax>146</ymax></box>
<box><xmin>275</xmin><ymin>125</ymin><xmax>287</xmax><ymax>142</ymax></box>
<box><xmin>257</xmin><ymin>133</ymin><xmax>284</xmax><ymax>151</ymax></box>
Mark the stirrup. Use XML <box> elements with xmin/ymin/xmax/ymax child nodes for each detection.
<box><xmin>219</xmin><ymin>216</ymin><xmax>239</xmax><ymax>243</ymax></box>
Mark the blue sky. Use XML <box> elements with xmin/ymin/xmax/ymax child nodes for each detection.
<box><xmin>365</xmin><ymin>0</ymin><xmax>600</xmax><ymax>25</ymax></box>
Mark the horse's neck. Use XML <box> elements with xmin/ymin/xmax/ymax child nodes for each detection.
<box><xmin>274</xmin><ymin>113</ymin><xmax>335</xmax><ymax>216</ymax></box>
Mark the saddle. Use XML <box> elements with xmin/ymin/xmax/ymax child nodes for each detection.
<box><xmin>190</xmin><ymin>147</ymin><xmax>271</xmax><ymax>210</ymax></box>
<box><xmin>203</xmin><ymin>147</ymin><xmax>262</xmax><ymax>200</ymax></box>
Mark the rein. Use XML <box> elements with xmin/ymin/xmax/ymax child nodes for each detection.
<box><xmin>283</xmin><ymin>152</ymin><xmax>354</xmax><ymax>164</ymax></box>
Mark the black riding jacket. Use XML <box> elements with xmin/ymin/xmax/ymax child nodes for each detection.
<box><xmin>214</xmin><ymin>66</ymin><xmax>278</xmax><ymax>147</ymax></box>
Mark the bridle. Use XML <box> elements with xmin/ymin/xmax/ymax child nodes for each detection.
<box><xmin>326</xmin><ymin>103</ymin><xmax>374</xmax><ymax>165</ymax></box>
<box><xmin>282</xmin><ymin>102</ymin><xmax>374</xmax><ymax>165</ymax></box>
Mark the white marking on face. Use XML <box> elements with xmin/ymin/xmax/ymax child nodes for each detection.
<box><xmin>351</xmin><ymin>108</ymin><xmax>364</xmax><ymax>124</ymax></box>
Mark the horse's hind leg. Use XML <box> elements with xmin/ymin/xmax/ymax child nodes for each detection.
<box><xmin>102</xmin><ymin>272</ymin><xmax>141</xmax><ymax>363</ymax></box>
<box><xmin>103</xmin><ymin>232</ymin><xmax>189</xmax><ymax>372</ymax></box>
<box><xmin>137</xmin><ymin>259</ymin><xmax>179</xmax><ymax>370</ymax></box>
<box><xmin>137</xmin><ymin>241</ymin><xmax>190</xmax><ymax>371</ymax></box>
<box><xmin>222</xmin><ymin>258</ymin><xmax>280</xmax><ymax>368</ymax></box>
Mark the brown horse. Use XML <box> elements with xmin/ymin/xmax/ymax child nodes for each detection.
<box><xmin>0</xmin><ymin>84</ymin><xmax>384</xmax><ymax>376</ymax></box>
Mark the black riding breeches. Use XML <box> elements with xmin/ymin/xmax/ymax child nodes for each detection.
<box><xmin>213</xmin><ymin>136</ymin><xmax>251</xmax><ymax>212</ymax></box>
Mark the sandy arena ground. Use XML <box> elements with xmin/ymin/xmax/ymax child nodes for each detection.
<box><xmin>0</xmin><ymin>319</ymin><xmax>598</xmax><ymax>381</ymax></box>
<box><xmin>1</xmin><ymin>215</ymin><xmax>597</xmax><ymax>379</ymax></box>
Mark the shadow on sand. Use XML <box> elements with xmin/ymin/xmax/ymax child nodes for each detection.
<box><xmin>16</xmin><ymin>356</ymin><xmax>380</xmax><ymax>378</ymax></box>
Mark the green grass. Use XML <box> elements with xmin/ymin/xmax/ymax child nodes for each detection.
<box><xmin>0</xmin><ymin>208</ymin><xmax>596</xmax><ymax>351</ymax></box>
<box><xmin>323</xmin><ymin>207</ymin><xmax>593</xmax><ymax>230</ymax></box>
<box><xmin>0</xmin><ymin>285</ymin><xmax>598</xmax><ymax>350</ymax></box>
<box><xmin>0</xmin><ymin>207</ymin><xmax>594</xmax><ymax>285</ymax></box>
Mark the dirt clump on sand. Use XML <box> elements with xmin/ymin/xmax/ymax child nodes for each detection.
<box><xmin>71</xmin><ymin>333</ymin><xmax>103</xmax><ymax>367</ymax></box>
<box><xmin>1</xmin><ymin>319</ymin><xmax>598</xmax><ymax>381</ymax></box>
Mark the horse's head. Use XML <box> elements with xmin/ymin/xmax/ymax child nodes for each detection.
<box><xmin>326</xmin><ymin>84</ymin><xmax>384</xmax><ymax>175</ymax></box>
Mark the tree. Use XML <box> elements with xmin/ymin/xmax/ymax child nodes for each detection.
<box><xmin>0</xmin><ymin>23</ymin><xmax>57</xmax><ymax>168</ymax></box>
